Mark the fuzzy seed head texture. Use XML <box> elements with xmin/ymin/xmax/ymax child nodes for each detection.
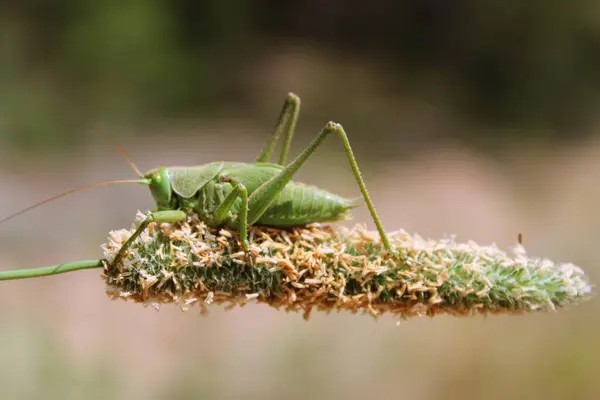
<box><xmin>102</xmin><ymin>211</ymin><xmax>593</xmax><ymax>319</ymax></box>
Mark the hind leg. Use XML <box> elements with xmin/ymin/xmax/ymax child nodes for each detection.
<box><xmin>247</xmin><ymin>122</ymin><xmax>394</xmax><ymax>253</ymax></box>
<box><xmin>255</xmin><ymin>93</ymin><xmax>301</xmax><ymax>165</ymax></box>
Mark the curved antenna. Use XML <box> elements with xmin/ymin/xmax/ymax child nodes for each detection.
<box><xmin>114</xmin><ymin>143</ymin><xmax>144</xmax><ymax>178</ymax></box>
<box><xmin>0</xmin><ymin>179</ymin><xmax>150</xmax><ymax>226</ymax></box>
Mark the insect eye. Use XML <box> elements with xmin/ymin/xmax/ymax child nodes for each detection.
<box><xmin>153</xmin><ymin>174</ymin><xmax>161</xmax><ymax>183</ymax></box>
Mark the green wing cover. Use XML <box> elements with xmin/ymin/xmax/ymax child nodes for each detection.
<box><xmin>220</xmin><ymin>162</ymin><xmax>285</xmax><ymax>194</ymax></box>
<box><xmin>169</xmin><ymin>162</ymin><xmax>224</xmax><ymax>198</ymax></box>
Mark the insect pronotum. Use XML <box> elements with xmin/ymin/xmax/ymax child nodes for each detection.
<box><xmin>1</xmin><ymin>93</ymin><xmax>394</xmax><ymax>269</ymax></box>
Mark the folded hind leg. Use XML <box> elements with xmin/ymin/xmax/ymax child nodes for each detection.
<box><xmin>255</xmin><ymin>93</ymin><xmax>301</xmax><ymax>165</ymax></box>
<box><xmin>247</xmin><ymin>121</ymin><xmax>394</xmax><ymax>253</ymax></box>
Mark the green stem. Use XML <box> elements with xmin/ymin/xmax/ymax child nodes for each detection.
<box><xmin>0</xmin><ymin>259</ymin><xmax>104</xmax><ymax>280</ymax></box>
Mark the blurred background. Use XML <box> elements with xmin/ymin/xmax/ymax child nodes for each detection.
<box><xmin>0</xmin><ymin>1</ymin><xmax>599</xmax><ymax>399</ymax></box>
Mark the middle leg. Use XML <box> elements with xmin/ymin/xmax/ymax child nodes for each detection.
<box><xmin>213</xmin><ymin>181</ymin><xmax>250</xmax><ymax>251</ymax></box>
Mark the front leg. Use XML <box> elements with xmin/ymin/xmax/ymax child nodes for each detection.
<box><xmin>111</xmin><ymin>210</ymin><xmax>187</xmax><ymax>267</ymax></box>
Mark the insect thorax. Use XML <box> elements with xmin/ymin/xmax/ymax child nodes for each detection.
<box><xmin>190</xmin><ymin>180</ymin><xmax>237</xmax><ymax>226</ymax></box>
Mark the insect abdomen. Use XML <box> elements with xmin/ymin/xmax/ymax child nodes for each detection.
<box><xmin>256</xmin><ymin>183</ymin><xmax>356</xmax><ymax>226</ymax></box>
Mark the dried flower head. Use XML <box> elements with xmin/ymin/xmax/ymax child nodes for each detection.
<box><xmin>102</xmin><ymin>211</ymin><xmax>593</xmax><ymax>319</ymax></box>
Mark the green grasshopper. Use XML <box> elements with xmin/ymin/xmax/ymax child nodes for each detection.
<box><xmin>2</xmin><ymin>93</ymin><xmax>394</xmax><ymax>268</ymax></box>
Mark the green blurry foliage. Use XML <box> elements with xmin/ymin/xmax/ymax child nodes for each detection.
<box><xmin>1</xmin><ymin>1</ymin><xmax>600</xmax><ymax>154</ymax></box>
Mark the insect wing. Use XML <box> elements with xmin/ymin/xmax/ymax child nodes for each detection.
<box><xmin>170</xmin><ymin>162</ymin><xmax>224</xmax><ymax>198</ymax></box>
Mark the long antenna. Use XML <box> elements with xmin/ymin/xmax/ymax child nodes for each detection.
<box><xmin>0</xmin><ymin>179</ymin><xmax>149</xmax><ymax>225</ymax></box>
<box><xmin>114</xmin><ymin>143</ymin><xmax>144</xmax><ymax>178</ymax></box>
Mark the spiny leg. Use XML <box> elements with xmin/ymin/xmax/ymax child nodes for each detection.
<box><xmin>110</xmin><ymin>210</ymin><xmax>186</xmax><ymax>267</ymax></box>
<box><xmin>213</xmin><ymin>181</ymin><xmax>250</xmax><ymax>252</ymax></box>
<box><xmin>255</xmin><ymin>92</ymin><xmax>301</xmax><ymax>165</ymax></box>
<box><xmin>247</xmin><ymin>121</ymin><xmax>394</xmax><ymax>253</ymax></box>
<box><xmin>330</xmin><ymin>124</ymin><xmax>393</xmax><ymax>252</ymax></box>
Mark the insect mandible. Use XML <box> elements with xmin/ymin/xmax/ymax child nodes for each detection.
<box><xmin>1</xmin><ymin>93</ymin><xmax>394</xmax><ymax>265</ymax></box>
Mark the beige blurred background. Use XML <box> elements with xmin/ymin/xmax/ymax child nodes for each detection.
<box><xmin>0</xmin><ymin>2</ymin><xmax>599</xmax><ymax>399</ymax></box>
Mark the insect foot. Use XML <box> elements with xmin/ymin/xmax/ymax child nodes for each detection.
<box><xmin>102</xmin><ymin>212</ymin><xmax>593</xmax><ymax>319</ymax></box>
<box><xmin>286</xmin><ymin>92</ymin><xmax>300</xmax><ymax>102</ymax></box>
<box><xmin>326</xmin><ymin>121</ymin><xmax>340</xmax><ymax>131</ymax></box>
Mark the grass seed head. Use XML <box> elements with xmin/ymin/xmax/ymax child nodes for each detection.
<box><xmin>102</xmin><ymin>212</ymin><xmax>593</xmax><ymax>319</ymax></box>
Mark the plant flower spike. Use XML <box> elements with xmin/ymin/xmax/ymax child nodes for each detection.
<box><xmin>0</xmin><ymin>92</ymin><xmax>593</xmax><ymax>319</ymax></box>
<box><xmin>100</xmin><ymin>212</ymin><xmax>592</xmax><ymax>318</ymax></box>
<box><xmin>0</xmin><ymin>211</ymin><xmax>593</xmax><ymax>320</ymax></box>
